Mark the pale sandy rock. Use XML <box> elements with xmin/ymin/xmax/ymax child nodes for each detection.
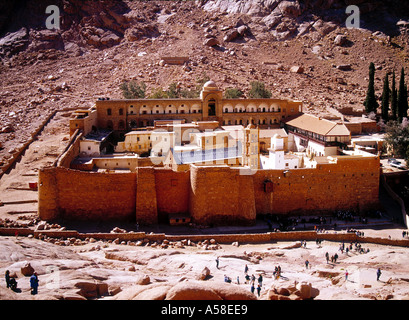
<box><xmin>198</xmin><ymin>266</ymin><xmax>211</xmax><ymax>280</ymax></box>
<box><xmin>165</xmin><ymin>281</ymin><xmax>223</xmax><ymax>300</ymax></box>
<box><xmin>204</xmin><ymin>282</ymin><xmax>258</xmax><ymax>300</ymax></box>
<box><xmin>135</xmin><ymin>275</ymin><xmax>151</xmax><ymax>285</ymax></box>
<box><xmin>62</xmin><ymin>290</ymin><xmax>88</xmax><ymax>300</ymax></box>
<box><xmin>133</xmin><ymin>284</ymin><xmax>172</xmax><ymax>300</ymax></box>
<box><xmin>290</xmin><ymin>66</ymin><xmax>304</xmax><ymax>73</ymax></box>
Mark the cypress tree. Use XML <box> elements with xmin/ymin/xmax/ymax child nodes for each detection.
<box><xmin>364</xmin><ymin>62</ymin><xmax>378</xmax><ymax>114</ymax></box>
<box><xmin>397</xmin><ymin>67</ymin><xmax>408</xmax><ymax>123</ymax></box>
<box><xmin>381</xmin><ymin>73</ymin><xmax>390</xmax><ymax>122</ymax></box>
<box><xmin>391</xmin><ymin>71</ymin><xmax>398</xmax><ymax>121</ymax></box>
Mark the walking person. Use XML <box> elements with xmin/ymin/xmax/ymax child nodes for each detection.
<box><xmin>345</xmin><ymin>270</ymin><xmax>349</xmax><ymax>281</ymax></box>
<box><xmin>305</xmin><ymin>260</ymin><xmax>310</xmax><ymax>269</ymax></box>
<box><xmin>215</xmin><ymin>257</ymin><xmax>219</xmax><ymax>269</ymax></box>
<box><xmin>258</xmin><ymin>274</ymin><xmax>263</xmax><ymax>287</ymax></box>
<box><xmin>244</xmin><ymin>264</ymin><xmax>249</xmax><ymax>274</ymax></box>
<box><xmin>325</xmin><ymin>252</ymin><xmax>329</xmax><ymax>264</ymax></box>
<box><xmin>5</xmin><ymin>270</ymin><xmax>10</xmax><ymax>289</ymax></box>
<box><xmin>256</xmin><ymin>284</ymin><xmax>261</xmax><ymax>297</ymax></box>
<box><xmin>377</xmin><ymin>268</ymin><xmax>382</xmax><ymax>281</ymax></box>
<box><xmin>250</xmin><ymin>283</ymin><xmax>255</xmax><ymax>294</ymax></box>
<box><xmin>30</xmin><ymin>272</ymin><xmax>39</xmax><ymax>295</ymax></box>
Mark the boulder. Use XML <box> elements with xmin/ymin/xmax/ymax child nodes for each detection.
<box><xmin>136</xmin><ymin>275</ymin><xmax>151</xmax><ymax>285</ymax></box>
<box><xmin>224</xmin><ymin>29</ymin><xmax>239</xmax><ymax>42</ymax></box>
<box><xmin>165</xmin><ymin>281</ymin><xmax>223</xmax><ymax>300</ymax></box>
<box><xmin>63</xmin><ymin>291</ymin><xmax>88</xmax><ymax>300</ymax></box>
<box><xmin>294</xmin><ymin>281</ymin><xmax>320</xmax><ymax>299</ymax></box>
<box><xmin>21</xmin><ymin>262</ymin><xmax>34</xmax><ymax>276</ymax></box>
<box><xmin>204</xmin><ymin>38</ymin><xmax>220</xmax><ymax>47</ymax></box>
<box><xmin>198</xmin><ymin>267</ymin><xmax>211</xmax><ymax>280</ymax></box>
<box><xmin>205</xmin><ymin>283</ymin><xmax>258</xmax><ymax>300</ymax></box>
<box><xmin>237</xmin><ymin>25</ymin><xmax>248</xmax><ymax>36</ymax></box>
<box><xmin>74</xmin><ymin>281</ymin><xmax>98</xmax><ymax>299</ymax></box>
<box><xmin>133</xmin><ymin>285</ymin><xmax>172</xmax><ymax>300</ymax></box>
<box><xmin>336</xmin><ymin>64</ymin><xmax>352</xmax><ymax>71</ymax></box>
<box><xmin>334</xmin><ymin>34</ymin><xmax>347</xmax><ymax>46</ymax></box>
<box><xmin>290</xmin><ymin>66</ymin><xmax>304</xmax><ymax>73</ymax></box>
<box><xmin>312</xmin><ymin>19</ymin><xmax>337</xmax><ymax>36</ymax></box>
<box><xmin>278</xmin><ymin>1</ymin><xmax>302</xmax><ymax>17</ymax></box>
<box><xmin>267</xmin><ymin>280</ymin><xmax>318</xmax><ymax>300</ymax></box>
<box><xmin>1</xmin><ymin>124</ymin><xmax>14</xmax><ymax>133</ymax></box>
<box><xmin>0</xmin><ymin>27</ymin><xmax>29</xmax><ymax>58</ymax></box>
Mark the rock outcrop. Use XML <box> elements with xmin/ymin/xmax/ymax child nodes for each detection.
<box><xmin>267</xmin><ymin>280</ymin><xmax>320</xmax><ymax>300</ymax></box>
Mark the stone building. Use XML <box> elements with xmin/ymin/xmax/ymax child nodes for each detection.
<box><xmin>284</xmin><ymin>113</ymin><xmax>351</xmax><ymax>157</ymax></box>
<box><xmin>70</xmin><ymin>80</ymin><xmax>303</xmax><ymax>137</ymax></box>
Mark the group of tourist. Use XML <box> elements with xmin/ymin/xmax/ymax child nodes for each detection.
<box><xmin>221</xmin><ymin>263</ymin><xmax>265</xmax><ymax>297</ymax></box>
<box><xmin>346</xmin><ymin>228</ymin><xmax>365</xmax><ymax>237</ymax></box>
<box><xmin>4</xmin><ymin>270</ymin><xmax>39</xmax><ymax>295</ymax></box>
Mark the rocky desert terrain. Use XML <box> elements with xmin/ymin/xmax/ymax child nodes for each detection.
<box><xmin>1</xmin><ymin>227</ymin><xmax>409</xmax><ymax>302</ymax></box>
<box><xmin>0</xmin><ymin>0</ymin><xmax>409</xmax><ymax>303</ymax></box>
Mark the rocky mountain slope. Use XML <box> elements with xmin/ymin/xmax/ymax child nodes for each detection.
<box><xmin>0</xmin><ymin>0</ymin><xmax>408</xmax><ymax>170</ymax></box>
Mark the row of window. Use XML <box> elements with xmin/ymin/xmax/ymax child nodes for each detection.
<box><xmin>223</xmin><ymin>118</ymin><xmax>280</xmax><ymax>126</ymax></box>
<box><xmin>105</xmin><ymin>107</ymin><xmax>292</xmax><ymax>116</ymax></box>
<box><xmin>107</xmin><ymin>117</ymin><xmax>283</xmax><ymax>130</ymax></box>
<box><xmin>224</xmin><ymin>108</ymin><xmax>284</xmax><ymax>113</ymax></box>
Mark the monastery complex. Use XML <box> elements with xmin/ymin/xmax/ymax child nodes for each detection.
<box><xmin>38</xmin><ymin>81</ymin><xmax>381</xmax><ymax>226</ymax></box>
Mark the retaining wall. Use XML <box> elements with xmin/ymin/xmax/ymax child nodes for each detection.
<box><xmin>2</xmin><ymin>228</ymin><xmax>408</xmax><ymax>247</ymax></box>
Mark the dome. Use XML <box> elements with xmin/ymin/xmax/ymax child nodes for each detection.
<box><xmin>203</xmin><ymin>80</ymin><xmax>219</xmax><ymax>91</ymax></box>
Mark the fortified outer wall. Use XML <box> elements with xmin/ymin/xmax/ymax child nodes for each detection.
<box><xmin>38</xmin><ymin>156</ymin><xmax>380</xmax><ymax>225</ymax></box>
<box><xmin>55</xmin><ymin>130</ymin><xmax>83</xmax><ymax>168</ymax></box>
<box><xmin>254</xmin><ymin>156</ymin><xmax>380</xmax><ymax>215</ymax></box>
<box><xmin>154</xmin><ymin>168</ymin><xmax>190</xmax><ymax>222</ymax></box>
<box><xmin>39</xmin><ymin>167</ymin><xmax>137</xmax><ymax>221</ymax></box>
<box><xmin>189</xmin><ymin>165</ymin><xmax>256</xmax><ymax>226</ymax></box>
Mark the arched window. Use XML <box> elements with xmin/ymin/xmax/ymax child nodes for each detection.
<box><xmin>208</xmin><ymin>99</ymin><xmax>216</xmax><ymax>116</ymax></box>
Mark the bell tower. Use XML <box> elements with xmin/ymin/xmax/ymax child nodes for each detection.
<box><xmin>200</xmin><ymin>81</ymin><xmax>223</xmax><ymax>123</ymax></box>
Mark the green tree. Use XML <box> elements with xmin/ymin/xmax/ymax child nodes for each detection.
<box><xmin>148</xmin><ymin>88</ymin><xmax>169</xmax><ymax>99</ymax></box>
<box><xmin>364</xmin><ymin>62</ymin><xmax>378</xmax><ymax>114</ymax></box>
<box><xmin>120</xmin><ymin>80</ymin><xmax>146</xmax><ymax>99</ymax></box>
<box><xmin>248</xmin><ymin>81</ymin><xmax>272</xmax><ymax>99</ymax></box>
<box><xmin>224</xmin><ymin>88</ymin><xmax>243</xmax><ymax>99</ymax></box>
<box><xmin>397</xmin><ymin>67</ymin><xmax>408</xmax><ymax>123</ymax></box>
<box><xmin>381</xmin><ymin>73</ymin><xmax>390</xmax><ymax>122</ymax></box>
<box><xmin>166</xmin><ymin>82</ymin><xmax>180</xmax><ymax>98</ymax></box>
<box><xmin>384</xmin><ymin>120</ymin><xmax>409</xmax><ymax>157</ymax></box>
<box><xmin>391</xmin><ymin>70</ymin><xmax>398</xmax><ymax>121</ymax></box>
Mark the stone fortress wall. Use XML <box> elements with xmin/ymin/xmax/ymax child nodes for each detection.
<box><xmin>38</xmin><ymin>155</ymin><xmax>380</xmax><ymax>225</ymax></box>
